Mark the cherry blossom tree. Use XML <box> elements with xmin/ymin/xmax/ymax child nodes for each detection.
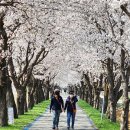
<box><xmin>1</xmin><ymin>0</ymin><xmax>130</xmax><ymax>129</ymax></box>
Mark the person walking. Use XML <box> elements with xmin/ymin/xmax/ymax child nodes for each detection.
<box><xmin>64</xmin><ymin>90</ymin><xmax>78</xmax><ymax>130</ymax></box>
<box><xmin>50</xmin><ymin>89</ymin><xmax>64</xmax><ymax>130</ymax></box>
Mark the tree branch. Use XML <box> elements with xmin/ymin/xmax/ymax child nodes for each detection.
<box><xmin>23</xmin><ymin>47</ymin><xmax>48</xmax><ymax>88</ymax></box>
<box><xmin>106</xmin><ymin>10</ymin><xmax>115</xmax><ymax>37</ymax></box>
<box><xmin>0</xmin><ymin>1</ymin><xmax>21</xmax><ymax>6</ymax></box>
<box><xmin>8</xmin><ymin>56</ymin><xmax>19</xmax><ymax>89</ymax></box>
<box><xmin>18</xmin><ymin>42</ymin><xmax>30</xmax><ymax>81</ymax></box>
<box><xmin>120</xmin><ymin>4</ymin><xmax>130</xmax><ymax>19</ymax></box>
<box><xmin>36</xmin><ymin>50</ymin><xmax>49</xmax><ymax>65</ymax></box>
<box><xmin>114</xmin><ymin>76</ymin><xmax>122</xmax><ymax>95</ymax></box>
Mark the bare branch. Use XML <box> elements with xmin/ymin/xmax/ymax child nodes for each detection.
<box><xmin>0</xmin><ymin>1</ymin><xmax>22</xmax><ymax>6</ymax></box>
<box><xmin>18</xmin><ymin>42</ymin><xmax>30</xmax><ymax>81</ymax></box>
<box><xmin>23</xmin><ymin>47</ymin><xmax>48</xmax><ymax>88</ymax></box>
<box><xmin>121</xmin><ymin>4</ymin><xmax>130</xmax><ymax>19</ymax></box>
<box><xmin>36</xmin><ymin>50</ymin><xmax>49</xmax><ymax>65</ymax></box>
<box><xmin>106</xmin><ymin>10</ymin><xmax>115</xmax><ymax>37</ymax></box>
<box><xmin>8</xmin><ymin>56</ymin><xmax>19</xmax><ymax>89</ymax></box>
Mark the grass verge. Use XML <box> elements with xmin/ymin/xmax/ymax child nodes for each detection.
<box><xmin>78</xmin><ymin>100</ymin><xmax>120</xmax><ymax>130</ymax></box>
<box><xmin>0</xmin><ymin>100</ymin><xmax>50</xmax><ymax>130</ymax></box>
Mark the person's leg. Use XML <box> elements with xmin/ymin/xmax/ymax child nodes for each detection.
<box><xmin>52</xmin><ymin>110</ymin><xmax>56</xmax><ymax>129</ymax></box>
<box><xmin>55</xmin><ymin>110</ymin><xmax>58</xmax><ymax>129</ymax></box>
<box><xmin>67</xmin><ymin>111</ymin><xmax>71</xmax><ymax>129</ymax></box>
<box><xmin>72</xmin><ymin>112</ymin><xmax>76</xmax><ymax>129</ymax></box>
<box><xmin>56</xmin><ymin>110</ymin><xmax>61</xmax><ymax>128</ymax></box>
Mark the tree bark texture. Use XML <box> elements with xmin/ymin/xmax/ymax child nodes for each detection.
<box><xmin>120</xmin><ymin>49</ymin><xmax>129</xmax><ymax>130</ymax></box>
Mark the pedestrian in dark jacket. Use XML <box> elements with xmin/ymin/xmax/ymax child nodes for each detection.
<box><xmin>64</xmin><ymin>90</ymin><xmax>78</xmax><ymax>130</ymax></box>
<box><xmin>50</xmin><ymin>89</ymin><xmax>64</xmax><ymax>130</ymax></box>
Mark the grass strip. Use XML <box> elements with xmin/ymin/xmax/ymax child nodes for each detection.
<box><xmin>78</xmin><ymin>100</ymin><xmax>120</xmax><ymax>130</ymax></box>
<box><xmin>0</xmin><ymin>100</ymin><xmax>50</xmax><ymax>130</ymax></box>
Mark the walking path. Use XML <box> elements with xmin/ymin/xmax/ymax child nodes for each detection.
<box><xmin>24</xmin><ymin>93</ymin><xmax>98</xmax><ymax>130</ymax></box>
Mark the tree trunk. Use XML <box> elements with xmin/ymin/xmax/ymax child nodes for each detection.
<box><xmin>34</xmin><ymin>86</ymin><xmax>39</xmax><ymax>104</ymax></box>
<box><xmin>94</xmin><ymin>91</ymin><xmax>100</xmax><ymax>109</ymax></box>
<box><xmin>96</xmin><ymin>74</ymin><xmax>103</xmax><ymax>110</ymax></box>
<box><xmin>120</xmin><ymin>98</ymin><xmax>129</xmax><ymax>130</ymax></box>
<box><xmin>87</xmin><ymin>87</ymin><xmax>92</xmax><ymax>105</ymax></box>
<box><xmin>93</xmin><ymin>82</ymin><xmax>99</xmax><ymax>109</ymax></box>
<box><xmin>24</xmin><ymin>91</ymin><xmax>28</xmax><ymax>112</ymax></box>
<box><xmin>85</xmin><ymin>88</ymin><xmax>88</xmax><ymax>102</ymax></box>
<box><xmin>28</xmin><ymin>93</ymin><xmax>34</xmax><ymax>109</ymax></box>
<box><xmin>79</xmin><ymin>87</ymin><xmax>82</xmax><ymax>99</ymax></box>
<box><xmin>107</xmin><ymin>58</ymin><xmax>116</xmax><ymax>122</ymax></box>
<box><xmin>46</xmin><ymin>88</ymin><xmax>49</xmax><ymax>100</ymax></box>
<box><xmin>0</xmin><ymin>12</ymin><xmax>8</xmax><ymax>126</ymax></box>
<box><xmin>103</xmin><ymin>81</ymin><xmax>109</xmax><ymax>113</ymax></box>
<box><xmin>80</xmin><ymin>81</ymin><xmax>84</xmax><ymax>100</ymax></box>
<box><xmin>96</xmin><ymin>91</ymin><xmax>100</xmax><ymax>109</ymax></box>
<box><xmin>88</xmin><ymin>86</ymin><xmax>93</xmax><ymax>106</ymax></box>
<box><xmin>44</xmin><ymin>82</ymin><xmax>50</xmax><ymax>100</ymax></box>
<box><xmin>82</xmin><ymin>86</ymin><xmax>85</xmax><ymax>100</ymax></box>
<box><xmin>0</xmin><ymin>58</ymin><xmax>8</xmax><ymax>126</ymax></box>
<box><xmin>28</xmin><ymin>86</ymin><xmax>35</xmax><ymax>110</ymax></box>
<box><xmin>16</xmin><ymin>88</ymin><xmax>25</xmax><ymax>115</ymax></box>
<box><xmin>39</xmin><ymin>85</ymin><xmax>45</xmax><ymax>101</ymax></box>
<box><xmin>0</xmin><ymin>87</ymin><xmax>7</xmax><ymax>126</ymax></box>
<box><xmin>109</xmin><ymin>101</ymin><xmax>116</xmax><ymax>122</ymax></box>
<box><xmin>27</xmin><ymin>78</ymin><xmax>36</xmax><ymax>109</ymax></box>
<box><xmin>84</xmin><ymin>74</ymin><xmax>93</xmax><ymax>106</ymax></box>
<box><xmin>37</xmin><ymin>80</ymin><xmax>44</xmax><ymax>102</ymax></box>
<box><xmin>104</xmin><ymin>91</ymin><xmax>109</xmax><ymax>114</ymax></box>
<box><xmin>120</xmin><ymin>49</ymin><xmax>130</xmax><ymax>130</ymax></box>
<box><xmin>6</xmin><ymin>78</ymin><xmax>18</xmax><ymax>118</ymax></box>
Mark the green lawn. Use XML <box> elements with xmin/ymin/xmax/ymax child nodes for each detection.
<box><xmin>0</xmin><ymin>100</ymin><xmax>50</xmax><ymax>130</ymax></box>
<box><xmin>78</xmin><ymin>100</ymin><xmax>120</xmax><ymax>130</ymax></box>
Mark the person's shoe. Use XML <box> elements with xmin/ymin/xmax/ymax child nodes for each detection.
<box><xmin>67</xmin><ymin>127</ymin><xmax>70</xmax><ymax>130</ymax></box>
<box><xmin>52</xmin><ymin>127</ymin><xmax>55</xmax><ymax>130</ymax></box>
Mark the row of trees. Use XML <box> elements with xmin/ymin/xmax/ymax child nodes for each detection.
<box><xmin>0</xmin><ymin>0</ymin><xmax>58</xmax><ymax>126</ymax></box>
<box><xmin>1</xmin><ymin>1</ymin><xmax>130</xmax><ymax>130</ymax></box>
<box><xmin>68</xmin><ymin>47</ymin><xmax>130</xmax><ymax>130</ymax></box>
<box><xmin>65</xmin><ymin>1</ymin><xmax>130</xmax><ymax>130</ymax></box>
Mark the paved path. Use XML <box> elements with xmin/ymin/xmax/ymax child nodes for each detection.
<box><xmin>24</xmin><ymin>93</ymin><xmax>98</xmax><ymax>130</ymax></box>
